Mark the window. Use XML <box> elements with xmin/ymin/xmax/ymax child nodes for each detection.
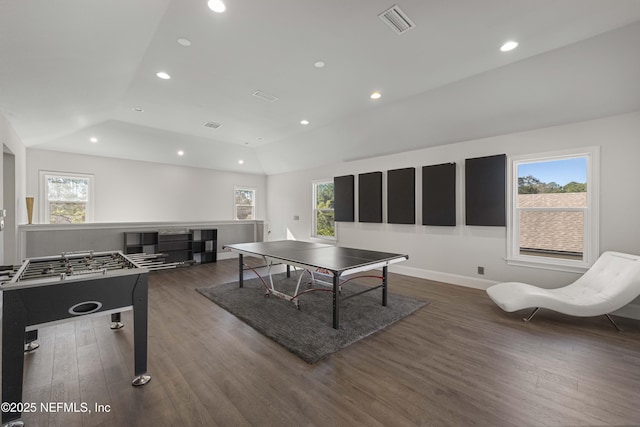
<box><xmin>507</xmin><ymin>147</ymin><xmax>599</xmax><ymax>272</ymax></box>
<box><xmin>312</xmin><ymin>180</ymin><xmax>335</xmax><ymax>239</ymax></box>
<box><xmin>234</xmin><ymin>186</ymin><xmax>256</xmax><ymax>220</ymax></box>
<box><xmin>40</xmin><ymin>171</ymin><xmax>94</xmax><ymax>224</ymax></box>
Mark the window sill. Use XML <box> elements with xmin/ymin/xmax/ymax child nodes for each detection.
<box><xmin>310</xmin><ymin>236</ymin><xmax>336</xmax><ymax>243</ymax></box>
<box><xmin>505</xmin><ymin>257</ymin><xmax>590</xmax><ymax>274</ymax></box>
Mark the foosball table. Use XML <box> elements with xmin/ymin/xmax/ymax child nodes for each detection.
<box><xmin>1</xmin><ymin>250</ymin><xmax>151</xmax><ymax>427</ymax></box>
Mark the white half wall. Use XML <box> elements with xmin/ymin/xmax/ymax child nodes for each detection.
<box><xmin>266</xmin><ymin>111</ymin><xmax>640</xmax><ymax>317</ymax></box>
<box><xmin>26</xmin><ymin>149</ymin><xmax>267</xmax><ymax>223</ymax></box>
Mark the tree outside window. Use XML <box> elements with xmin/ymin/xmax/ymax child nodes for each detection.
<box><xmin>508</xmin><ymin>148</ymin><xmax>599</xmax><ymax>272</ymax></box>
<box><xmin>40</xmin><ymin>172</ymin><xmax>94</xmax><ymax>224</ymax></box>
<box><xmin>313</xmin><ymin>180</ymin><xmax>335</xmax><ymax>239</ymax></box>
<box><xmin>235</xmin><ymin>186</ymin><xmax>256</xmax><ymax>220</ymax></box>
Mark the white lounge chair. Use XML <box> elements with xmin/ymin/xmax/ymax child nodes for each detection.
<box><xmin>486</xmin><ymin>251</ymin><xmax>640</xmax><ymax>330</ymax></box>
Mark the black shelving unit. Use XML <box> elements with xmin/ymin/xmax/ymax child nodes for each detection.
<box><xmin>124</xmin><ymin>232</ymin><xmax>158</xmax><ymax>255</ymax></box>
<box><xmin>123</xmin><ymin>228</ymin><xmax>217</xmax><ymax>264</ymax></box>
<box><xmin>158</xmin><ymin>231</ymin><xmax>192</xmax><ymax>263</ymax></box>
<box><xmin>191</xmin><ymin>229</ymin><xmax>217</xmax><ymax>264</ymax></box>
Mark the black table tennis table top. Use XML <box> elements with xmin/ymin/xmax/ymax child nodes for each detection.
<box><xmin>223</xmin><ymin>240</ymin><xmax>408</xmax><ymax>274</ymax></box>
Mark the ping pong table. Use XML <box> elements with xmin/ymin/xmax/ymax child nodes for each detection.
<box><xmin>223</xmin><ymin>240</ymin><xmax>409</xmax><ymax>329</ymax></box>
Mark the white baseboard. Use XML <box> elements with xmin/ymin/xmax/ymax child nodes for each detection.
<box><xmin>390</xmin><ymin>265</ymin><xmax>497</xmax><ymax>290</ymax></box>
<box><xmin>218</xmin><ymin>252</ymin><xmax>494</xmax><ymax>288</ymax></box>
<box><xmin>215</xmin><ymin>253</ymin><xmax>640</xmax><ymax>320</ymax></box>
<box><xmin>391</xmin><ymin>265</ymin><xmax>640</xmax><ymax>320</ymax></box>
<box><xmin>612</xmin><ymin>303</ymin><xmax>640</xmax><ymax>320</ymax></box>
<box><xmin>216</xmin><ymin>251</ymin><xmax>237</xmax><ymax>261</ymax></box>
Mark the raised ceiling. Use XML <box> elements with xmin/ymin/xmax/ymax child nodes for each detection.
<box><xmin>2</xmin><ymin>0</ymin><xmax>640</xmax><ymax>175</ymax></box>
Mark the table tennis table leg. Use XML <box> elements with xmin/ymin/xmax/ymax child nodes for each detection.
<box><xmin>238</xmin><ymin>253</ymin><xmax>244</xmax><ymax>288</ymax></box>
<box><xmin>332</xmin><ymin>273</ymin><xmax>340</xmax><ymax>329</ymax></box>
<box><xmin>382</xmin><ymin>266</ymin><xmax>388</xmax><ymax>306</ymax></box>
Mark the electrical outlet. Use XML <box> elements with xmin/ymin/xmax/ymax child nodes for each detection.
<box><xmin>477</xmin><ymin>266</ymin><xmax>485</xmax><ymax>275</ymax></box>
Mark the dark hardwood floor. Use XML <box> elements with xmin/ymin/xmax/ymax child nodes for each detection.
<box><xmin>17</xmin><ymin>259</ymin><xmax>640</xmax><ymax>426</ymax></box>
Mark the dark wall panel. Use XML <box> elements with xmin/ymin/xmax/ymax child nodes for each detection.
<box><xmin>387</xmin><ymin>167</ymin><xmax>415</xmax><ymax>224</ymax></box>
<box><xmin>465</xmin><ymin>154</ymin><xmax>506</xmax><ymax>226</ymax></box>
<box><xmin>358</xmin><ymin>172</ymin><xmax>383</xmax><ymax>223</ymax></box>
<box><xmin>422</xmin><ymin>163</ymin><xmax>456</xmax><ymax>226</ymax></box>
<box><xmin>334</xmin><ymin>175</ymin><xmax>354</xmax><ymax>222</ymax></box>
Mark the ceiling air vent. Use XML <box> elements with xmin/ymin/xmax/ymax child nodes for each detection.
<box><xmin>252</xmin><ymin>90</ymin><xmax>279</xmax><ymax>103</ymax></box>
<box><xmin>378</xmin><ymin>5</ymin><xmax>415</xmax><ymax>35</ymax></box>
<box><xmin>203</xmin><ymin>121</ymin><xmax>222</xmax><ymax>129</ymax></box>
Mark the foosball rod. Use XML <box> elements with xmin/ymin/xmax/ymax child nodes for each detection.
<box><xmin>26</xmin><ymin>257</ymin><xmax>129</xmax><ymax>270</ymax></box>
<box><xmin>126</xmin><ymin>253</ymin><xmax>170</xmax><ymax>262</ymax></box>
<box><xmin>18</xmin><ymin>261</ymin><xmax>131</xmax><ymax>279</ymax></box>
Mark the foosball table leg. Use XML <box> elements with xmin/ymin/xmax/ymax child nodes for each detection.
<box><xmin>24</xmin><ymin>330</ymin><xmax>39</xmax><ymax>352</ymax></box>
<box><xmin>110</xmin><ymin>312</ymin><xmax>124</xmax><ymax>329</ymax></box>
<box><xmin>132</xmin><ymin>374</ymin><xmax>152</xmax><ymax>386</ymax></box>
<box><xmin>131</xmin><ymin>275</ymin><xmax>151</xmax><ymax>387</ymax></box>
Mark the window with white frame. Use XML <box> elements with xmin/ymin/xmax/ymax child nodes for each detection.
<box><xmin>507</xmin><ymin>147</ymin><xmax>599</xmax><ymax>272</ymax></box>
<box><xmin>312</xmin><ymin>180</ymin><xmax>335</xmax><ymax>239</ymax></box>
<box><xmin>234</xmin><ymin>186</ymin><xmax>256</xmax><ymax>220</ymax></box>
<box><xmin>40</xmin><ymin>171</ymin><xmax>94</xmax><ymax>224</ymax></box>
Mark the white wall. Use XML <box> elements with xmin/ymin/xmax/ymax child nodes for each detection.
<box><xmin>266</xmin><ymin>112</ymin><xmax>640</xmax><ymax>294</ymax></box>
<box><xmin>26</xmin><ymin>149</ymin><xmax>267</xmax><ymax>223</ymax></box>
<box><xmin>19</xmin><ymin>112</ymin><xmax>640</xmax><ymax>318</ymax></box>
<box><xmin>0</xmin><ymin>113</ymin><xmax>27</xmax><ymax>264</ymax></box>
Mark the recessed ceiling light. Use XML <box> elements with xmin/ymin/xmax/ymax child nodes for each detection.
<box><xmin>300</xmin><ymin>119</ymin><xmax>309</xmax><ymax>125</ymax></box>
<box><xmin>132</xmin><ymin>107</ymin><xmax>144</xmax><ymax>112</ymax></box>
<box><xmin>177</xmin><ymin>150</ymin><xmax>184</xmax><ymax>156</ymax></box>
<box><xmin>500</xmin><ymin>40</ymin><xmax>518</xmax><ymax>52</ymax></box>
<box><xmin>89</xmin><ymin>137</ymin><xmax>98</xmax><ymax>143</ymax></box>
<box><xmin>207</xmin><ymin>0</ymin><xmax>226</xmax><ymax>13</ymax></box>
<box><xmin>370</xmin><ymin>91</ymin><xmax>382</xmax><ymax>100</ymax></box>
<box><xmin>238</xmin><ymin>160</ymin><xmax>244</xmax><ymax>165</ymax></box>
<box><xmin>177</xmin><ymin>37</ymin><xmax>192</xmax><ymax>47</ymax></box>
<box><xmin>156</xmin><ymin>71</ymin><xmax>171</xmax><ymax>80</ymax></box>
<box><xmin>314</xmin><ymin>61</ymin><xmax>325</xmax><ymax>69</ymax></box>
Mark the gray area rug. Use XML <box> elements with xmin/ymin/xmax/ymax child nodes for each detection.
<box><xmin>196</xmin><ymin>272</ymin><xmax>427</xmax><ymax>363</ymax></box>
